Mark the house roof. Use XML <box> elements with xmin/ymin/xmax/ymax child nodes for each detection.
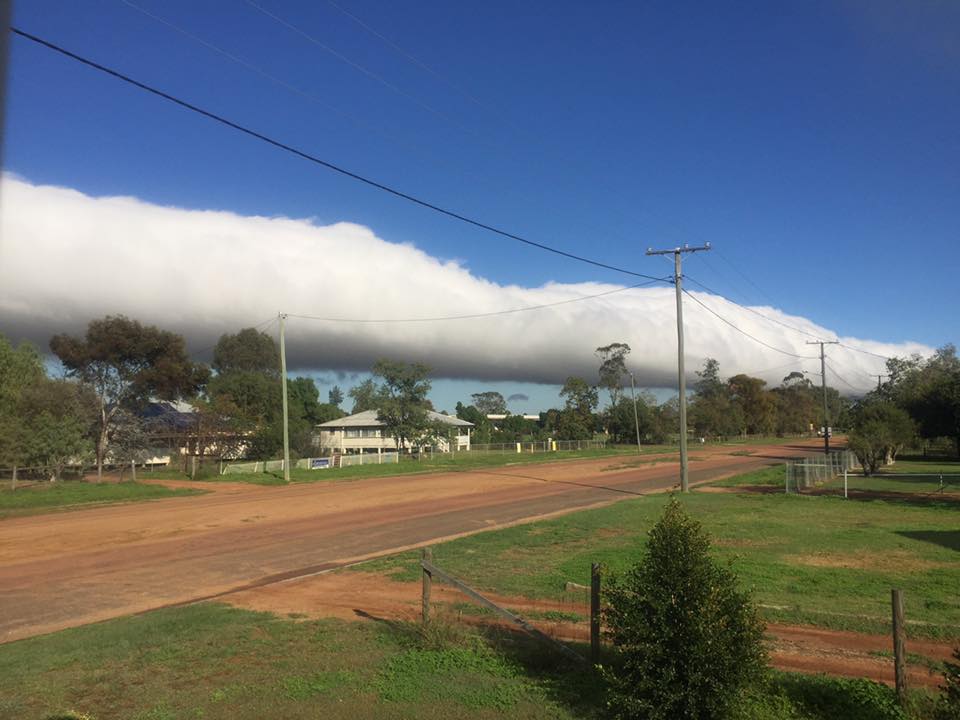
<box><xmin>316</xmin><ymin>409</ymin><xmax>473</xmax><ymax>429</ymax></box>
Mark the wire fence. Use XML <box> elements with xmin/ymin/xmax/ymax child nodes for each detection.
<box><xmin>461</xmin><ymin>440</ymin><xmax>607</xmax><ymax>455</ymax></box>
<box><xmin>785</xmin><ymin>450</ymin><xmax>859</xmax><ymax>493</ymax></box>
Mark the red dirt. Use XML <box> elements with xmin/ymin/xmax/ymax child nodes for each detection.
<box><xmin>0</xmin><ymin>440</ymin><xmax>829</xmax><ymax>645</ymax></box>
<box><xmin>226</xmin><ymin>570</ymin><xmax>955</xmax><ymax>689</ymax></box>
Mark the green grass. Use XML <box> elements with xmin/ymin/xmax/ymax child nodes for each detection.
<box><xmin>0</xmin><ymin>481</ymin><xmax>204</xmax><ymax>519</ymax></box>
<box><xmin>146</xmin><ymin>448</ymin><xmax>647</xmax><ymax>486</ymax></box>
<box><xmin>0</xmin><ymin>602</ymin><xmax>940</xmax><ymax>720</ymax></box>
<box><xmin>357</xmin><ymin>489</ymin><xmax>960</xmax><ymax>639</ymax></box>
<box><xmin>825</xmin><ymin>455</ymin><xmax>960</xmax><ymax>496</ymax></box>
<box><xmin>709</xmin><ymin>464</ymin><xmax>787</xmax><ymax>487</ymax></box>
<box><xmin>0</xmin><ymin>602</ymin><xmax>588</xmax><ymax>720</ymax></box>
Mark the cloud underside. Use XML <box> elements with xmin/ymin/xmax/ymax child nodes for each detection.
<box><xmin>0</xmin><ymin>177</ymin><xmax>932</xmax><ymax>394</ymax></box>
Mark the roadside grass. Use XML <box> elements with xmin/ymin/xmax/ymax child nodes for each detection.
<box><xmin>0</xmin><ymin>601</ymin><xmax>938</xmax><ymax>720</ymax></box>
<box><xmin>145</xmin><ymin>448</ymin><xmax>649</xmax><ymax>486</ymax></box>
<box><xmin>356</xmin><ymin>488</ymin><xmax>960</xmax><ymax>640</ymax></box>
<box><xmin>708</xmin><ymin>464</ymin><xmax>786</xmax><ymax>487</ymax></box>
<box><xmin>141</xmin><ymin>436</ymin><xmax>802</xmax><ymax>487</ymax></box>
<box><xmin>827</xmin><ymin>455</ymin><xmax>960</xmax><ymax>496</ymax></box>
<box><xmin>0</xmin><ymin>481</ymin><xmax>204</xmax><ymax>519</ymax></box>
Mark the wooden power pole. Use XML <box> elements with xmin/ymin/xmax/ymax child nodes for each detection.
<box><xmin>645</xmin><ymin>243</ymin><xmax>711</xmax><ymax>492</ymax></box>
<box><xmin>806</xmin><ymin>340</ymin><xmax>839</xmax><ymax>455</ymax></box>
<box><xmin>279</xmin><ymin>312</ymin><xmax>291</xmax><ymax>483</ymax></box>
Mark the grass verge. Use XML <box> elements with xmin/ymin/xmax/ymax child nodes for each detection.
<box><xmin>0</xmin><ymin>481</ymin><xmax>205</xmax><ymax>519</ymax></box>
<box><xmin>0</xmin><ymin>602</ymin><xmax>941</xmax><ymax>720</ymax></box>
<box><xmin>357</xmin><ymin>486</ymin><xmax>960</xmax><ymax>640</ymax></box>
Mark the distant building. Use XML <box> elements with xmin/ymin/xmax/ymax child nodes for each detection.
<box><xmin>315</xmin><ymin>409</ymin><xmax>473</xmax><ymax>455</ymax></box>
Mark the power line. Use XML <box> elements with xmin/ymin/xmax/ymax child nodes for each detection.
<box><xmin>118</xmin><ymin>0</ymin><xmax>451</xmax><ymax>168</ymax></box>
<box><xmin>288</xmin><ymin>278</ymin><xmax>666</xmax><ymax>323</ymax></box>
<box><xmin>245</xmin><ymin>0</ymin><xmax>487</xmax><ymax>145</ymax></box>
<box><xmin>12</xmin><ymin>27</ymin><xmax>663</xmax><ymax>282</ymax></box>
<box><xmin>324</xmin><ymin>0</ymin><xmax>493</xmax><ymax>115</ymax></box>
<box><xmin>824</xmin><ymin>360</ymin><xmax>863</xmax><ymax>393</ymax></box>
<box><xmin>684</xmin><ymin>274</ymin><xmax>827</xmax><ymax>341</ymax></box>
<box><xmin>682</xmin><ymin>289</ymin><xmax>819</xmax><ymax>360</ymax></box>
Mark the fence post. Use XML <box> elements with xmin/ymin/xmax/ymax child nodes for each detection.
<box><xmin>422</xmin><ymin>547</ymin><xmax>433</xmax><ymax>624</ymax></box>
<box><xmin>892</xmin><ymin>589</ymin><xmax>906</xmax><ymax>705</ymax></box>
<box><xmin>785</xmin><ymin>464</ymin><xmax>789</xmax><ymax>494</ymax></box>
<box><xmin>590</xmin><ymin>563</ymin><xmax>601</xmax><ymax>665</ymax></box>
<box><xmin>131</xmin><ymin>460</ymin><xmax>137</xmax><ymax>482</ymax></box>
<box><xmin>844</xmin><ymin>469</ymin><xmax>848</xmax><ymax>499</ymax></box>
<box><xmin>10</xmin><ymin>464</ymin><xmax>16</xmax><ymax>491</ymax></box>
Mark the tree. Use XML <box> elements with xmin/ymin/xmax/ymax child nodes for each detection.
<box><xmin>603</xmin><ymin>497</ymin><xmax>766</xmax><ymax>720</ymax></box>
<box><xmin>456</xmin><ymin>402</ymin><xmax>492</xmax><ymax>444</ymax></box>
<box><xmin>848</xmin><ymin>400</ymin><xmax>915</xmax><ymax>475</ymax></box>
<box><xmin>556</xmin><ymin>376</ymin><xmax>598</xmax><ymax>440</ymax></box>
<box><xmin>212</xmin><ymin>327</ymin><xmax>278</xmax><ymax>376</ymax></box>
<box><xmin>349</xmin><ymin>379</ymin><xmax>379</xmax><ymax>414</ymax></box>
<box><xmin>372</xmin><ymin>360</ymin><xmax>432</xmax><ymax>452</ymax></box>
<box><xmin>50</xmin><ymin>316</ymin><xmax>208</xmax><ymax>480</ymax></box>
<box><xmin>471</xmin><ymin>391</ymin><xmax>507</xmax><ymax>416</ymax></box>
<box><xmin>19</xmin><ymin>378</ymin><xmax>94</xmax><ymax>482</ymax></box>
<box><xmin>727</xmin><ymin>374</ymin><xmax>776</xmax><ymax>435</ymax></box>
<box><xmin>690</xmin><ymin>358</ymin><xmax>741</xmax><ymax>438</ymax></box>
<box><xmin>328</xmin><ymin>385</ymin><xmax>344</xmax><ymax>407</ymax></box>
<box><xmin>596</xmin><ymin>342</ymin><xmax>631</xmax><ymax>409</ymax></box>
<box><xmin>896</xmin><ymin>346</ymin><xmax>960</xmax><ymax>457</ymax></box>
<box><xmin>0</xmin><ymin>335</ymin><xmax>45</xmax><ymax>476</ymax></box>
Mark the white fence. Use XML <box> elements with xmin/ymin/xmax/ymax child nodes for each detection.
<box><xmin>337</xmin><ymin>452</ymin><xmax>399</xmax><ymax>468</ymax></box>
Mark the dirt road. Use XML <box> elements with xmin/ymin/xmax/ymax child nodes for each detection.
<box><xmin>0</xmin><ymin>441</ymin><xmax>817</xmax><ymax>643</ymax></box>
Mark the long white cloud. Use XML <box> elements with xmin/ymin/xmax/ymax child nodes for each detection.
<box><xmin>0</xmin><ymin>177</ymin><xmax>933</xmax><ymax>394</ymax></box>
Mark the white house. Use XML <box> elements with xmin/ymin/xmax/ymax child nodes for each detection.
<box><xmin>315</xmin><ymin>410</ymin><xmax>473</xmax><ymax>455</ymax></box>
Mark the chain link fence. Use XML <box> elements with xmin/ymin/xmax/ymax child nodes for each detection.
<box><xmin>785</xmin><ymin>450</ymin><xmax>859</xmax><ymax>493</ymax></box>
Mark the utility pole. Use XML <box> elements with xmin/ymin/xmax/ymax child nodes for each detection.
<box><xmin>806</xmin><ymin>340</ymin><xmax>839</xmax><ymax>455</ymax></box>
<box><xmin>646</xmin><ymin>243</ymin><xmax>711</xmax><ymax>492</ymax></box>
<box><xmin>278</xmin><ymin>312</ymin><xmax>291</xmax><ymax>483</ymax></box>
<box><xmin>629</xmin><ymin>371</ymin><xmax>641</xmax><ymax>456</ymax></box>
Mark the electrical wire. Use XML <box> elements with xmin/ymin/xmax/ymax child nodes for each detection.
<box><xmin>324</xmin><ymin>0</ymin><xmax>493</xmax><ymax>115</ymax></box>
<box><xmin>682</xmin><ymin>289</ymin><xmax>819</xmax><ymax>360</ymax></box>
<box><xmin>118</xmin><ymin>0</ymin><xmax>457</xmax><ymax>170</ymax></box>
<box><xmin>824</xmin><ymin>360</ymin><xmax>863</xmax><ymax>393</ymax></box>
<box><xmin>245</xmin><ymin>0</ymin><xmax>488</xmax><ymax>145</ymax></box>
<box><xmin>684</xmin><ymin>274</ymin><xmax>827</xmax><ymax>341</ymax></box>
<box><xmin>287</xmin><ymin>278</ymin><xmax>666</xmax><ymax>323</ymax></box>
<box><xmin>12</xmin><ymin>27</ymin><xmax>663</xmax><ymax>283</ymax></box>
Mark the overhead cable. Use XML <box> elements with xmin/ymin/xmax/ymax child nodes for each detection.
<box><xmin>682</xmin><ymin>289</ymin><xmax>818</xmax><ymax>360</ymax></box>
<box><xmin>12</xmin><ymin>27</ymin><xmax>662</xmax><ymax>283</ymax></box>
<box><xmin>288</xmin><ymin>278</ymin><xmax>666</xmax><ymax>323</ymax></box>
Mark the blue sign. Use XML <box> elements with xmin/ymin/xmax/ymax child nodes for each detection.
<box><xmin>310</xmin><ymin>458</ymin><xmax>331</xmax><ymax>469</ymax></box>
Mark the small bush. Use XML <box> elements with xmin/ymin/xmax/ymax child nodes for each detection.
<box><xmin>780</xmin><ymin>675</ymin><xmax>905</xmax><ymax>720</ymax></box>
<box><xmin>602</xmin><ymin>496</ymin><xmax>766</xmax><ymax>719</ymax></box>
<box><xmin>936</xmin><ymin>647</ymin><xmax>960</xmax><ymax>720</ymax></box>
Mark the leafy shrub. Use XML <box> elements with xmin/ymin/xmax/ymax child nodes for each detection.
<box><xmin>935</xmin><ymin>647</ymin><xmax>960</xmax><ymax>720</ymax></box>
<box><xmin>602</xmin><ymin>496</ymin><xmax>766</xmax><ymax>719</ymax></box>
<box><xmin>780</xmin><ymin>674</ymin><xmax>905</xmax><ymax>720</ymax></box>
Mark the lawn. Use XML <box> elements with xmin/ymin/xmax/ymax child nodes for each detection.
<box><xmin>828</xmin><ymin>455</ymin><xmax>960</xmax><ymax>497</ymax></box>
<box><xmin>0</xmin><ymin>481</ymin><xmax>205</xmax><ymax>519</ymax></box>
<box><xmin>357</xmin><ymin>488</ymin><xmax>960</xmax><ymax>640</ymax></box>
<box><xmin>0</xmin><ymin>601</ymin><xmax>933</xmax><ymax>720</ymax></box>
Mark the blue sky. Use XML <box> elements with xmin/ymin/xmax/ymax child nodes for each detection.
<box><xmin>2</xmin><ymin>0</ymin><xmax>958</xmax><ymax>412</ymax></box>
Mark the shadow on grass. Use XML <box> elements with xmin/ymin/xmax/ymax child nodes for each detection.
<box><xmin>896</xmin><ymin>530</ymin><xmax>960</xmax><ymax>553</ymax></box>
<box><xmin>370</xmin><ymin>611</ymin><xmax>608</xmax><ymax>717</ymax></box>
